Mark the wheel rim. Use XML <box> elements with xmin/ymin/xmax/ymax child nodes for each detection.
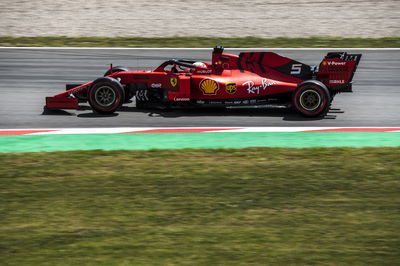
<box><xmin>94</xmin><ymin>86</ymin><xmax>116</xmax><ymax>107</ymax></box>
<box><xmin>299</xmin><ymin>89</ymin><xmax>321</xmax><ymax>111</ymax></box>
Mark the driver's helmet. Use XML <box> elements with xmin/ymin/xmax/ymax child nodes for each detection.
<box><xmin>193</xmin><ymin>62</ymin><xmax>206</xmax><ymax>68</ymax></box>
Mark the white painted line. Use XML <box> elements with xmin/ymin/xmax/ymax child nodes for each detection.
<box><xmin>209</xmin><ymin>127</ymin><xmax>336</xmax><ymax>133</ymax></box>
<box><xmin>0</xmin><ymin>47</ymin><xmax>398</xmax><ymax>51</ymax></box>
<box><xmin>29</xmin><ymin>127</ymin><xmax>150</xmax><ymax>135</ymax></box>
<box><xmin>1</xmin><ymin>127</ymin><xmax>400</xmax><ymax>135</ymax></box>
<box><xmin>226</xmin><ymin>48</ymin><xmax>400</xmax><ymax>51</ymax></box>
<box><xmin>0</xmin><ymin>47</ymin><xmax>214</xmax><ymax>50</ymax></box>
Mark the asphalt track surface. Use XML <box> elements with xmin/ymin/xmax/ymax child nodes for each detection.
<box><xmin>0</xmin><ymin>48</ymin><xmax>399</xmax><ymax>129</ymax></box>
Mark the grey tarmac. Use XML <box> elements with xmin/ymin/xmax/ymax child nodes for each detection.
<box><xmin>0</xmin><ymin>48</ymin><xmax>399</xmax><ymax>129</ymax></box>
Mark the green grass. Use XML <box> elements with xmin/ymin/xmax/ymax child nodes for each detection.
<box><xmin>0</xmin><ymin>36</ymin><xmax>399</xmax><ymax>47</ymax></box>
<box><xmin>1</xmin><ymin>147</ymin><xmax>399</xmax><ymax>265</ymax></box>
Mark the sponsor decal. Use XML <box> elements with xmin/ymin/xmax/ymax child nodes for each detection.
<box><xmin>136</xmin><ymin>90</ymin><xmax>149</xmax><ymax>101</ymax></box>
<box><xmin>174</xmin><ymin>97</ymin><xmax>190</xmax><ymax>101</ymax></box>
<box><xmin>196</xmin><ymin>69</ymin><xmax>212</xmax><ymax>74</ymax></box>
<box><xmin>322</xmin><ymin>61</ymin><xmax>327</xmax><ymax>66</ymax></box>
<box><xmin>225</xmin><ymin>82</ymin><xmax>237</xmax><ymax>94</ymax></box>
<box><xmin>328</xmin><ymin>61</ymin><xmax>346</xmax><ymax>66</ymax></box>
<box><xmin>242</xmin><ymin>78</ymin><xmax>277</xmax><ymax>95</ymax></box>
<box><xmin>330</xmin><ymin>80</ymin><xmax>345</xmax><ymax>84</ymax></box>
<box><xmin>327</xmin><ymin>66</ymin><xmax>348</xmax><ymax>72</ymax></box>
<box><xmin>170</xmin><ymin>77</ymin><xmax>178</xmax><ymax>87</ymax></box>
<box><xmin>195</xmin><ymin>98</ymin><xmax>271</xmax><ymax>106</ymax></box>
<box><xmin>151</xmin><ymin>83</ymin><xmax>162</xmax><ymax>88</ymax></box>
<box><xmin>290</xmin><ymin>64</ymin><xmax>302</xmax><ymax>75</ymax></box>
<box><xmin>200</xmin><ymin>79</ymin><xmax>220</xmax><ymax>95</ymax></box>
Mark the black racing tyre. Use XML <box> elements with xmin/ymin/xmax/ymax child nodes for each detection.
<box><xmin>88</xmin><ymin>77</ymin><xmax>125</xmax><ymax>114</ymax></box>
<box><xmin>104</xmin><ymin>66</ymin><xmax>133</xmax><ymax>102</ymax></box>
<box><xmin>104</xmin><ymin>66</ymin><xmax>129</xmax><ymax>77</ymax></box>
<box><xmin>292</xmin><ymin>80</ymin><xmax>331</xmax><ymax>117</ymax></box>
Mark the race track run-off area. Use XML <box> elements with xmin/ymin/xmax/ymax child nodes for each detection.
<box><xmin>0</xmin><ymin>48</ymin><xmax>399</xmax><ymax>151</ymax></box>
<box><xmin>0</xmin><ymin>127</ymin><xmax>399</xmax><ymax>152</ymax></box>
<box><xmin>1</xmin><ymin>48</ymin><xmax>399</xmax><ymax>265</ymax></box>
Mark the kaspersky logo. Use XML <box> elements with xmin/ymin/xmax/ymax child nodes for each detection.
<box><xmin>200</xmin><ymin>79</ymin><xmax>219</xmax><ymax>95</ymax></box>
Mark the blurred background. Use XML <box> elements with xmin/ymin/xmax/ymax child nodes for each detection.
<box><xmin>0</xmin><ymin>0</ymin><xmax>399</xmax><ymax>38</ymax></box>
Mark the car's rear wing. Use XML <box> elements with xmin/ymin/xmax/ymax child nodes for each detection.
<box><xmin>317</xmin><ymin>52</ymin><xmax>362</xmax><ymax>92</ymax></box>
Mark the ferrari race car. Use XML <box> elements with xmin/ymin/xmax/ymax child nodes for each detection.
<box><xmin>45</xmin><ymin>46</ymin><xmax>361</xmax><ymax>117</ymax></box>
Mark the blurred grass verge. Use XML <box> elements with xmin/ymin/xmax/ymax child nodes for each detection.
<box><xmin>0</xmin><ymin>36</ymin><xmax>399</xmax><ymax>47</ymax></box>
<box><xmin>1</xmin><ymin>147</ymin><xmax>399</xmax><ymax>265</ymax></box>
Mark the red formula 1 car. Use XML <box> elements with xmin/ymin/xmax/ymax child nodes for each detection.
<box><xmin>46</xmin><ymin>46</ymin><xmax>361</xmax><ymax>117</ymax></box>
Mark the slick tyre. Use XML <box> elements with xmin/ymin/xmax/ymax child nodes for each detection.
<box><xmin>104</xmin><ymin>66</ymin><xmax>129</xmax><ymax>77</ymax></box>
<box><xmin>104</xmin><ymin>67</ymin><xmax>134</xmax><ymax>103</ymax></box>
<box><xmin>88</xmin><ymin>77</ymin><xmax>125</xmax><ymax>114</ymax></box>
<box><xmin>293</xmin><ymin>80</ymin><xmax>331</xmax><ymax>117</ymax></box>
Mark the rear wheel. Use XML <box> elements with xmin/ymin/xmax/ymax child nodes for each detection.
<box><xmin>293</xmin><ymin>80</ymin><xmax>330</xmax><ymax>117</ymax></box>
<box><xmin>88</xmin><ymin>77</ymin><xmax>125</xmax><ymax>114</ymax></box>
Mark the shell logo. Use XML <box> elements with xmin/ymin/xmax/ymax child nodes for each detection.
<box><xmin>199</xmin><ymin>79</ymin><xmax>219</xmax><ymax>95</ymax></box>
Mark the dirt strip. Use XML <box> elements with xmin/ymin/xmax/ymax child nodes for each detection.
<box><xmin>0</xmin><ymin>0</ymin><xmax>399</xmax><ymax>38</ymax></box>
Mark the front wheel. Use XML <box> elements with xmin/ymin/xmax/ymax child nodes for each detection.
<box><xmin>104</xmin><ymin>66</ymin><xmax>129</xmax><ymax>77</ymax></box>
<box><xmin>88</xmin><ymin>77</ymin><xmax>125</xmax><ymax>114</ymax></box>
<box><xmin>292</xmin><ymin>80</ymin><xmax>331</xmax><ymax>117</ymax></box>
